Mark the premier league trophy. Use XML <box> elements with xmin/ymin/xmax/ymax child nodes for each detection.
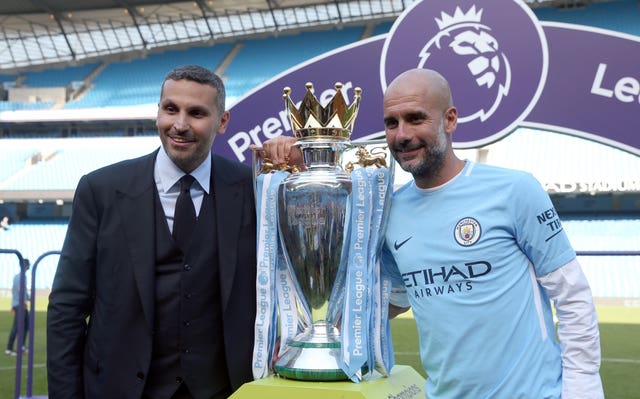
<box><xmin>273</xmin><ymin>83</ymin><xmax>360</xmax><ymax>381</ymax></box>
<box><xmin>243</xmin><ymin>82</ymin><xmax>424</xmax><ymax>398</ymax></box>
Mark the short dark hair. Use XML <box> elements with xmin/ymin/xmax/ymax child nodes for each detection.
<box><xmin>162</xmin><ymin>64</ymin><xmax>226</xmax><ymax>114</ymax></box>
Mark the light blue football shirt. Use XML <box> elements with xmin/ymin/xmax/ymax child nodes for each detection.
<box><xmin>382</xmin><ymin>161</ymin><xmax>576</xmax><ymax>399</ymax></box>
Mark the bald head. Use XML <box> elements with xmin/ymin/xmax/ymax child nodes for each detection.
<box><xmin>382</xmin><ymin>68</ymin><xmax>463</xmax><ymax>188</ymax></box>
<box><xmin>385</xmin><ymin>68</ymin><xmax>453</xmax><ymax>111</ymax></box>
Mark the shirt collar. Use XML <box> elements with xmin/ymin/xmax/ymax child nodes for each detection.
<box><xmin>155</xmin><ymin>146</ymin><xmax>211</xmax><ymax>194</ymax></box>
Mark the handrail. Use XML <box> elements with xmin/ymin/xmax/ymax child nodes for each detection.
<box><xmin>0</xmin><ymin>249</ymin><xmax>26</xmax><ymax>399</ymax></box>
<box><xmin>27</xmin><ymin>250</ymin><xmax>61</xmax><ymax>398</ymax></box>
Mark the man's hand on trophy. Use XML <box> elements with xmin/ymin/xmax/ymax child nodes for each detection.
<box><xmin>251</xmin><ymin>136</ymin><xmax>303</xmax><ymax>171</ymax></box>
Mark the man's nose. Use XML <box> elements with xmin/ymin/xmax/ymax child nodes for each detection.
<box><xmin>173</xmin><ymin>113</ymin><xmax>189</xmax><ymax>132</ymax></box>
<box><xmin>395</xmin><ymin>121</ymin><xmax>411</xmax><ymax>142</ymax></box>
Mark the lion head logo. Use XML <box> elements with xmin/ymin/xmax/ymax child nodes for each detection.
<box><xmin>418</xmin><ymin>5</ymin><xmax>511</xmax><ymax>123</ymax></box>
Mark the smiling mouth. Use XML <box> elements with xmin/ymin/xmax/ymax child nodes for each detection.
<box><xmin>395</xmin><ymin>145</ymin><xmax>422</xmax><ymax>155</ymax></box>
<box><xmin>170</xmin><ymin>135</ymin><xmax>194</xmax><ymax>144</ymax></box>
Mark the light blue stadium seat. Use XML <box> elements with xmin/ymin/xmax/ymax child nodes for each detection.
<box><xmin>1</xmin><ymin>137</ymin><xmax>160</xmax><ymax>191</ymax></box>
<box><xmin>224</xmin><ymin>27</ymin><xmax>363</xmax><ymax>102</ymax></box>
<box><xmin>534</xmin><ymin>0</ymin><xmax>640</xmax><ymax>36</ymax></box>
<box><xmin>24</xmin><ymin>63</ymin><xmax>99</xmax><ymax>87</ymax></box>
<box><xmin>0</xmin><ymin>101</ymin><xmax>55</xmax><ymax>111</ymax></box>
<box><xmin>371</xmin><ymin>21</ymin><xmax>393</xmax><ymax>36</ymax></box>
<box><xmin>563</xmin><ymin>217</ymin><xmax>640</xmax><ymax>298</ymax></box>
<box><xmin>64</xmin><ymin>44</ymin><xmax>234</xmax><ymax>109</ymax></box>
<box><xmin>0</xmin><ymin>149</ymin><xmax>34</xmax><ymax>184</ymax></box>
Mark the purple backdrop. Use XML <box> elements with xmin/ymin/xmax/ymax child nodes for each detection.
<box><xmin>216</xmin><ymin>0</ymin><xmax>640</xmax><ymax>164</ymax></box>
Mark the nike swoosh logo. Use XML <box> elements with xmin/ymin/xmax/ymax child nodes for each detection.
<box><xmin>394</xmin><ymin>236</ymin><xmax>412</xmax><ymax>250</ymax></box>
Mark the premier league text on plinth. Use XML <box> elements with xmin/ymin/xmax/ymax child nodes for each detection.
<box><xmin>252</xmin><ymin>82</ymin><xmax>396</xmax><ymax>383</ymax></box>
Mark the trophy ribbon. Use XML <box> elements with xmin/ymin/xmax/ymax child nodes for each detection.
<box><xmin>341</xmin><ymin>167</ymin><xmax>373</xmax><ymax>381</ymax></box>
<box><xmin>275</xmin><ymin>247</ymin><xmax>304</xmax><ymax>358</ymax></box>
<box><xmin>252</xmin><ymin>171</ymin><xmax>287</xmax><ymax>379</ymax></box>
<box><xmin>366</xmin><ymin>166</ymin><xmax>394</xmax><ymax>376</ymax></box>
<box><xmin>326</xmin><ymin>242</ymin><xmax>348</xmax><ymax>327</ymax></box>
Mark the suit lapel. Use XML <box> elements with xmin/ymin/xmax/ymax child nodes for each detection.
<box><xmin>212</xmin><ymin>156</ymin><xmax>245</xmax><ymax>311</ymax></box>
<box><xmin>116</xmin><ymin>151</ymin><xmax>158</xmax><ymax>330</ymax></box>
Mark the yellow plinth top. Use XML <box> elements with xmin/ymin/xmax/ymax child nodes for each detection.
<box><xmin>230</xmin><ymin>365</ymin><xmax>425</xmax><ymax>399</ymax></box>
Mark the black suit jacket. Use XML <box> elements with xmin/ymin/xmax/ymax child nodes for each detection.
<box><xmin>47</xmin><ymin>150</ymin><xmax>257</xmax><ymax>399</ymax></box>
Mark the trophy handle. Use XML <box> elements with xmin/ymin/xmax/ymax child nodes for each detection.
<box><xmin>343</xmin><ymin>138</ymin><xmax>394</xmax><ymax>177</ymax></box>
<box><xmin>251</xmin><ymin>146</ymin><xmax>300</xmax><ymax>177</ymax></box>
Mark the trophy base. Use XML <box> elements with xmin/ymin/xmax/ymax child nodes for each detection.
<box><xmin>273</xmin><ymin>322</ymin><xmax>347</xmax><ymax>381</ymax></box>
<box><xmin>230</xmin><ymin>365</ymin><xmax>425</xmax><ymax>399</ymax></box>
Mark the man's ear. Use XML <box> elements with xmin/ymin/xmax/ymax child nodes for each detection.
<box><xmin>444</xmin><ymin>106</ymin><xmax>457</xmax><ymax>133</ymax></box>
<box><xmin>217</xmin><ymin>110</ymin><xmax>231</xmax><ymax>135</ymax></box>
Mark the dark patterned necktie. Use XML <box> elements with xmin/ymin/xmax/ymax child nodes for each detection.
<box><xmin>173</xmin><ymin>174</ymin><xmax>196</xmax><ymax>253</ymax></box>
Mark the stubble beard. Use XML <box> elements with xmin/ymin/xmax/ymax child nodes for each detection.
<box><xmin>396</xmin><ymin>122</ymin><xmax>447</xmax><ymax>182</ymax></box>
<box><xmin>161</xmin><ymin>130</ymin><xmax>216</xmax><ymax>173</ymax></box>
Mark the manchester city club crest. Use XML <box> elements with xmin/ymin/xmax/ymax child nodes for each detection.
<box><xmin>454</xmin><ymin>217</ymin><xmax>482</xmax><ymax>246</ymax></box>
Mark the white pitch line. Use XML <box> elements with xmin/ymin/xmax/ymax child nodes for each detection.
<box><xmin>393</xmin><ymin>352</ymin><xmax>640</xmax><ymax>365</ymax></box>
<box><xmin>0</xmin><ymin>363</ymin><xmax>46</xmax><ymax>371</ymax></box>
<box><xmin>602</xmin><ymin>357</ymin><xmax>640</xmax><ymax>364</ymax></box>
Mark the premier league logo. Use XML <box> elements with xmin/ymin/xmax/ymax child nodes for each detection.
<box><xmin>418</xmin><ymin>5</ymin><xmax>511</xmax><ymax>124</ymax></box>
<box><xmin>381</xmin><ymin>0</ymin><xmax>548</xmax><ymax>147</ymax></box>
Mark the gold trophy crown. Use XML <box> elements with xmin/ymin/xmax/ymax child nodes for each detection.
<box><xmin>283</xmin><ymin>82</ymin><xmax>362</xmax><ymax>140</ymax></box>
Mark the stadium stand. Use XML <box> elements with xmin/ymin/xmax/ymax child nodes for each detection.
<box><xmin>0</xmin><ymin>149</ymin><xmax>36</xmax><ymax>183</ymax></box>
<box><xmin>0</xmin><ymin>221</ymin><xmax>66</xmax><ymax>291</ymax></box>
<box><xmin>481</xmin><ymin>128</ymin><xmax>640</xmax><ymax>189</ymax></box>
<box><xmin>565</xmin><ymin>217</ymin><xmax>640</xmax><ymax>298</ymax></box>
<box><xmin>223</xmin><ymin>26</ymin><xmax>364</xmax><ymax>102</ymax></box>
<box><xmin>64</xmin><ymin>45</ymin><xmax>235</xmax><ymax>108</ymax></box>
<box><xmin>0</xmin><ymin>101</ymin><xmax>55</xmax><ymax>111</ymax></box>
<box><xmin>0</xmin><ymin>137</ymin><xmax>160</xmax><ymax>191</ymax></box>
<box><xmin>0</xmin><ymin>1</ymin><xmax>638</xmax><ymax>296</ymax></box>
<box><xmin>533</xmin><ymin>0</ymin><xmax>640</xmax><ymax>36</ymax></box>
<box><xmin>370</xmin><ymin>21</ymin><xmax>394</xmax><ymax>36</ymax></box>
<box><xmin>23</xmin><ymin>63</ymin><xmax>100</xmax><ymax>88</ymax></box>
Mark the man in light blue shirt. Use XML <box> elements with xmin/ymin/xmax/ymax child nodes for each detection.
<box><xmin>381</xmin><ymin>68</ymin><xmax>603</xmax><ymax>399</ymax></box>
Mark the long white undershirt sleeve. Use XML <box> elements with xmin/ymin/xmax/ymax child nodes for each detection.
<box><xmin>537</xmin><ymin>258</ymin><xmax>604</xmax><ymax>399</ymax></box>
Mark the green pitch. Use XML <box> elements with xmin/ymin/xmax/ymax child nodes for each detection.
<box><xmin>391</xmin><ymin>306</ymin><xmax>640</xmax><ymax>399</ymax></box>
<box><xmin>1</xmin><ymin>298</ymin><xmax>638</xmax><ymax>398</ymax></box>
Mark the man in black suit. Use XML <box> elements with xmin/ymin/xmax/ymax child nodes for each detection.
<box><xmin>47</xmin><ymin>64</ymin><xmax>257</xmax><ymax>399</ymax></box>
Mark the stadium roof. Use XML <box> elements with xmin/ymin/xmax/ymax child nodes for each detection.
<box><xmin>0</xmin><ymin>0</ymin><xmax>410</xmax><ymax>72</ymax></box>
<box><xmin>0</xmin><ymin>0</ymin><xmax>590</xmax><ymax>73</ymax></box>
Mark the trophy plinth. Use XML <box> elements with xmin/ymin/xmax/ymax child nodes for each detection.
<box><xmin>231</xmin><ymin>365</ymin><xmax>427</xmax><ymax>399</ymax></box>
